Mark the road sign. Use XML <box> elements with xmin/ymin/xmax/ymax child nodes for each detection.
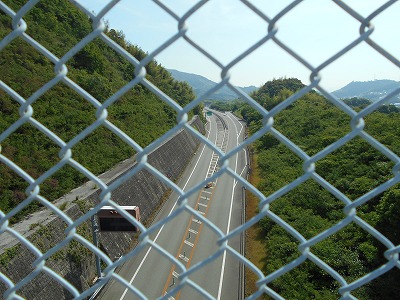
<box><xmin>97</xmin><ymin>206</ymin><xmax>140</xmax><ymax>232</ymax></box>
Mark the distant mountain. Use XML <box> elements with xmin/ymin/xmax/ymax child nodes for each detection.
<box><xmin>332</xmin><ymin>79</ymin><xmax>400</xmax><ymax>103</ymax></box>
<box><xmin>168</xmin><ymin>69</ymin><xmax>257</xmax><ymax>101</ymax></box>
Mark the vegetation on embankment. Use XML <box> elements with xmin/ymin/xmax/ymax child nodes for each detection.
<box><xmin>224</xmin><ymin>78</ymin><xmax>400</xmax><ymax>299</ymax></box>
<box><xmin>0</xmin><ymin>0</ymin><xmax>201</xmax><ymax>222</ymax></box>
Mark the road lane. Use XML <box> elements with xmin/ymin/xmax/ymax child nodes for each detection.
<box><xmin>121</xmin><ymin>119</ymin><xmax>217</xmax><ymax>299</ymax></box>
<box><xmin>99</xmin><ymin>115</ymin><xmax>217</xmax><ymax>299</ymax></box>
<box><xmin>98</xmin><ymin>111</ymin><xmax>247</xmax><ymax>299</ymax></box>
<box><xmin>175</xmin><ymin>111</ymin><xmax>247</xmax><ymax>299</ymax></box>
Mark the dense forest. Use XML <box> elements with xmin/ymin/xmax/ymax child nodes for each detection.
<box><xmin>0</xmin><ymin>0</ymin><xmax>200</xmax><ymax>221</ymax></box>
<box><xmin>213</xmin><ymin>78</ymin><xmax>400</xmax><ymax>299</ymax></box>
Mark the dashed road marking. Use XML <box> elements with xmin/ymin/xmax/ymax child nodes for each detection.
<box><xmin>179</xmin><ymin>254</ymin><xmax>189</xmax><ymax>262</ymax></box>
<box><xmin>184</xmin><ymin>240</ymin><xmax>194</xmax><ymax>247</ymax></box>
<box><xmin>162</xmin><ymin>114</ymin><xmax>229</xmax><ymax>299</ymax></box>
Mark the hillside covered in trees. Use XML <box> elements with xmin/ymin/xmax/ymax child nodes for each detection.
<box><xmin>215</xmin><ymin>78</ymin><xmax>400</xmax><ymax>299</ymax></box>
<box><xmin>0</xmin><ymin>0</ymin><xmax>199</xmax><ymax>221</ymax></box>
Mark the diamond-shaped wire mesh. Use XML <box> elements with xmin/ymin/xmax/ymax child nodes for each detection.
<box><xmin>1</xmin><ymin>0</ymin><xmax>400</xmax><ymax>299</ymax></box>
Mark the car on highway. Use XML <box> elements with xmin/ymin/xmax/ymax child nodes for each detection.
<box><xmin>205</xmin><ymin>182</ymin><xmax>213</xmax><ymax>188</ymax></box>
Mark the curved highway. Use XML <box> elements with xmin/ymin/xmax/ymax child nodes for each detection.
<box><xmin>98</xmin><ymin>110</ymin><xmax>247</xmax><ymax>299</ymax></box>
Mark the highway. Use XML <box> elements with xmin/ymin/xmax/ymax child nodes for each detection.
<box><xmin>98</xmin><ymin>110</ymin><xmax>247</xmax><ymax>300</ymax></box>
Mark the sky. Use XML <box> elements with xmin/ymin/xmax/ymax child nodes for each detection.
<box><xmin>78</xmin><ymin>0</ymin><xmax>400</xmax><ymax>92</ymax></box>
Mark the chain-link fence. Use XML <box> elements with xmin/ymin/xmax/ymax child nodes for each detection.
<box><xmin>1</xmin><ymin>0</ymin><xmax>400</xmax><ymax>299</ymax></box>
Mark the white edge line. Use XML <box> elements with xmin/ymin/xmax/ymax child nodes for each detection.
<box><xmin>217</xmin><ymin>112</ymin><xmax>243</xmax><ymax>299</ymax></box>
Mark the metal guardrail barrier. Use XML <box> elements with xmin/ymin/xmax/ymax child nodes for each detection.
<box><xmin>1</xmin><ymin>1</ymin><xmax>400</xmax><ymax>299</ymax></box>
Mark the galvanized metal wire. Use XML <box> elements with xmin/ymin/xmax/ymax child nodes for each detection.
<box><xmin>1</xmin><ymin>0</ymin><xmax>399</xmax><ymax>299</ymax></box>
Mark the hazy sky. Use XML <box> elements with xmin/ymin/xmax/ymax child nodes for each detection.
<box><xmin>79</xmin><ymin>0</ymin><xmax>400</xmax><ymax>91</ymax></box>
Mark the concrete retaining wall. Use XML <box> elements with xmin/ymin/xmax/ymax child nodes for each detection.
<box><xmin>0</xmin><ymin>116</ymin><xmax>205</xmax><ymax>299</ymax></box>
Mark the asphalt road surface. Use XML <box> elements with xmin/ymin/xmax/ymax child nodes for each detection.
<box><xmin>98</xmin><ymin>110</ymin><xmax>247</xmax><ymax>300</ymax></box>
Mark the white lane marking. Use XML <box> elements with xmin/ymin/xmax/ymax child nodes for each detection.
<box><xmin>119</xmin><ymin>118</ymin><xmax>216</xmax><ymax>300</ymax></box>
<box><xmin>179</xmin><ymin>254</ymin><xmax>189</xmax><ymax>262</ymax></box>
<box><xmin>192</xmin><ymin>218</ymin><xmax>202</xmax><ymax>224</ymax></box>
<box><xmin>188</xmin><ymin>229</ymin><xmax>198</xmax><ymax>235</ymax></box>
<box><xmin>227</xmin><ymin>113</ymin><xmax>248</xmax><ymax>190</ymax></box>
<box><xmin>198</xmin><ymin>202</ymin><xmax>207</xmax><ymax>207</ymax></box>
<box><xmin>227</xmin><ymin>112</ymin><xmax>244</xmax><ymax>138</ymax></box>
<box><xmin>217</xmin><ymin>112</ymin><xmax>241</xmax><ymax>300</ymax></box>
<box><xmin>184</xmin><ymin>240</ymin><xmax>194</xmax><ymax>247</ymax></box>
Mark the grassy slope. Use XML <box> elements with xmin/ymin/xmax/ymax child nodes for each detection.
<box><xmin>0</xmin><ymin>0</ymin><xmax>197</xmax><ymax>221</ymax></box>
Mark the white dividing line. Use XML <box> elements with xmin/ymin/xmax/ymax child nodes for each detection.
<box><xmin>217</xmin><ymin>112</ymin><xmax>241</xmax><ymax>300</ymax></box>
<box><xmin>226</xmin><ymin>112</ymin><xmax>244</xmax><ymax>138</ymax></box>
<box><xmin>229</xmin><ymin>114</ymin><xmax>248</xmax><ymax>189</ymax></box>
<box><xmin>119</xmin><ymin>119</ymin><xmax>216</xmax><ymax>300</ymax></box>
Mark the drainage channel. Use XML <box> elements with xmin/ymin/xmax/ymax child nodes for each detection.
<box><xmin>162</xmin><ymin>115</ymin><xmax>228</xmax><ymax>299</ymax></box>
